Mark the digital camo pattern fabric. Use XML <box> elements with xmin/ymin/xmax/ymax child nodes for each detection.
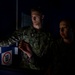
<box><xmin>0</xmin><ymin>26</ymin><xmax>54</xmax><ymax>70</ymax></box>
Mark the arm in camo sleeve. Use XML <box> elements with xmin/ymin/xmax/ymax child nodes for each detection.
<box><xmin>0</xmin><ymin>28</ymin><xmax>26</xmax><ymax>47</ymax></box>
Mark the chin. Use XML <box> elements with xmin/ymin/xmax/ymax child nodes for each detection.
<box><xmin>33</xmin><ymin>25</ymin><xmax>41</xmax><ymax>29</ymax></box>
<box><xmin>61</xmin><ymin>35</ymin><xmax>65</xmax><ymax>38</ymax></box>
<box><xmin>61</xmin><ymin>36</ymin><xmax>68</xmax><ymax>39</ymax></box>
<box><xmin>35</xmin><ymin>26</ymin><xmax>41</xmax><ymax>29</ymax></box>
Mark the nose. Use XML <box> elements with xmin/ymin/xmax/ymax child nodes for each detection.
<box><xmin>60</xmin><ymin>28</ymin><xmax>64</xmax><ymax>32</ymax></box>
<box><xmin>33</xmin><ymin>17</ymin><xmax>36</xmax><ymax>20</ymax></box>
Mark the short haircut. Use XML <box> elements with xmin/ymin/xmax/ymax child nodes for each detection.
<box><xmin>59</xmin><ymin>18</ymin><xmax>75</xmax><ymax>29</ymax></box>
<box><xmin>31</xmin><ymin>7</ymin><xmax>43</xmax><ymax>15</ymax></box>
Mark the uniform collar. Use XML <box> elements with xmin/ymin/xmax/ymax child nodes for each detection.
<box><xmin>30</xmin><ymin>26</ymin><xmax>44</xmax><ymax>33</ymax></box>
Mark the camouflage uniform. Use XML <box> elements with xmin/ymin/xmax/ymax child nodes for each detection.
<box><xmin>53</xmin><ymin>38</ymin><xmax>75</xmax><ymax>75</ymax></box>
<box><xmin>0</xmin><ymin>26</ymin><xmax>54</xmax><ymax>70</ymax></box>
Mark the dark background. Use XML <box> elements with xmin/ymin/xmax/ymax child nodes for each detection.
<box><xmin>19</xmin><ymin>0</ymin><xmax>75</xmax><ymax>38</ymax></box>
<box><xmin>0</xmin><ymin>0</ymin><xmax>75</xmax><ymax>39</ymax></box>
<box><xmin>0</xmin><ymin>0</ymin><xmax>75</xmax><ymax>74</ymax></box>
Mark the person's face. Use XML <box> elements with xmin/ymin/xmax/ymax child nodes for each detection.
<box><xmin>31</xmin><ymin>11</ymin><xmax>43</xmax><ymax>29</ymax></box>
<box><xmin>59</xmin><ymin>21</ymin><xmax>71</xmax><ymax>39</ymax></box>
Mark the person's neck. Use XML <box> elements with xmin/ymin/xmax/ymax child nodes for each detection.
<box><xmin>63</xmin><ymin>37</ymin><xmax>74</xmax><ymax>44</ymax></box>
<box><xmin>33</xmin><ymin>24</ymin><xmax>42</xmax><ymax>30</ymax></box>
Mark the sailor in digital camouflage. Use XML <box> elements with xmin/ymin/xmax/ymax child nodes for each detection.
<box><xmin>0</xmin><ymin>7</ymin><xmax>54</xmax><ymax>70</ymax></box>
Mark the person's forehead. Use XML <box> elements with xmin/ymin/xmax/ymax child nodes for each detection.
<box><xmin>31</xmin><ymin>11</ymin><xmax>41</xmax><ymax>15</ymax></box>
<box><xmin>60</xmin><ymin>21</ymin><xmax>67</xmax><ymax>25</ymax></box>
<box><xmin>59</xmin><ymin>21</ymin><xmax>69</xmax><ymax>28</ymax></box>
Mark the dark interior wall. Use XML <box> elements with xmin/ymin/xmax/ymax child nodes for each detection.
<box><xmin>0</xmin><ymin>0</ymin><xmax>16</xmax><ymax>39</ymax></box>
<box><xmin>19</xmin><ymin>0</ymin><xmax>75</xmax><ymax>38</ymax></box>
<box><xmin>0</xmin><ymin>0</ymin><xmax>75</xmax><ymax>39</ymax></box>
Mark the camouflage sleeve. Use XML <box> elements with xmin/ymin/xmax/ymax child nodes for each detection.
<box><xmin>27</xmin><ymin>52</ymin><xmax>42</xmax><ymax>70</ymax></box>
<box><xmin>28</xmin><ymin>33</ymin><xmax>55</xmax><ymax>70</ymax></box>
<box><xmin>0</xmin><ymin>29</ymin><xmax>23</xmax><ymax>47</ymax></box>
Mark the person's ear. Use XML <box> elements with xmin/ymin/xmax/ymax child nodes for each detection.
<box><xmin>42</xmin><ymin>15</ymin><xmax>44</xmax><ymax>19</ymax></box>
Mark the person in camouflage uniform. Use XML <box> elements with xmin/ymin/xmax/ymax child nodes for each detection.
<box><xmin>54</xmin><ymin>19</ymin><xmax>75</xmax><ymax>75</ymax></box>
<box><xmin>0</xmin><ymin>7</ymin><xmax>54</xmax><ymax>74</ymax></box>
